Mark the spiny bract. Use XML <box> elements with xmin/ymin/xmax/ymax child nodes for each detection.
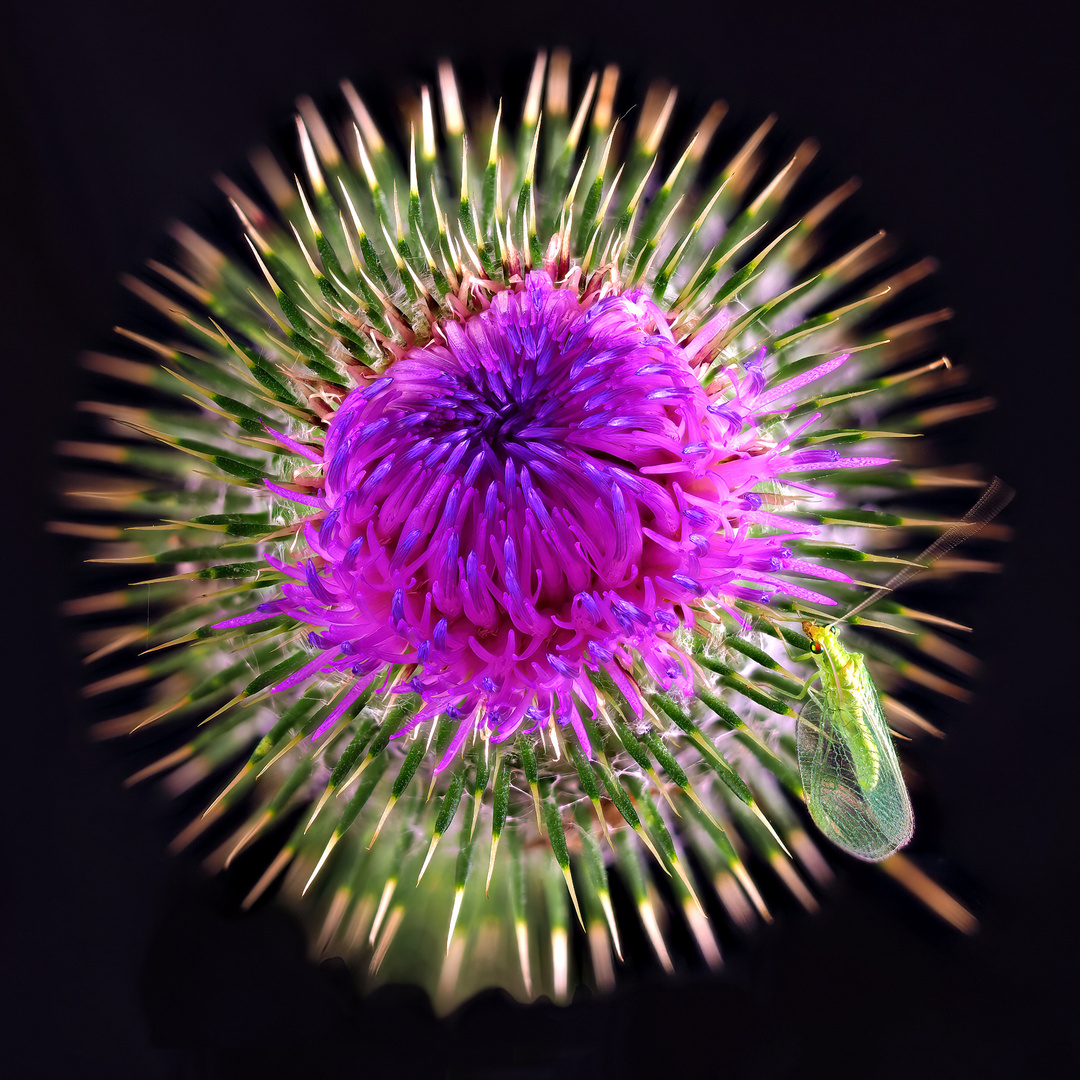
<box><xmin>61</xmin><ymin>50</ymin><xmax>997</xmax><ymax>1010</ymax></box>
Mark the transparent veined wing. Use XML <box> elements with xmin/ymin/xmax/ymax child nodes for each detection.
<box><xmin>796</xmin><ymin>686</ymin><xmax>914</xmax><ymax>861</ymax></box>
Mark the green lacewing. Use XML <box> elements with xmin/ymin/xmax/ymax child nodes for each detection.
<box><xmin>797</xmin><ymin>477</ymin><xmax>1014</xmax><ymax>860</ymax></box>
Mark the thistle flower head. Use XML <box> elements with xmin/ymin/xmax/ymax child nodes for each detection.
<box><xmin>63</xmin><ymin>50</ymin><xmax>1003</xmax><ymax>1010</ymax></box>
<box><xmin>258</xmin><ymin>270</ymin><xmax>863</xmax><ymax>760</ymax></box>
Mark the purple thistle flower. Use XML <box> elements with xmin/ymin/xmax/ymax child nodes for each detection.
<box><xmin>262</xmin><ymin>271</ymin><xmax>844</xmax><ymax>762</ymax></box>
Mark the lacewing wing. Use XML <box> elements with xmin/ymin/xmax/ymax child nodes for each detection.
<box><xmin>798</xmin><ymin>627</ymin><xmax>914</xmax><ymax>860</ymax></box>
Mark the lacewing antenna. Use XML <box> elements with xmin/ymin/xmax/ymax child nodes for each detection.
<box><xmin>828</xmin><ymin>476</ymin><xmax>1014</xmax><ymax>628</ymax></box>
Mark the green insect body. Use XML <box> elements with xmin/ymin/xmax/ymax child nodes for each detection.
<box><xmin>797</xmin><ymin>622</ymin><xmax>914</xmax><ymax>862</ymax></box>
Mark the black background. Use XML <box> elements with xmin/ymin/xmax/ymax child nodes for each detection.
<box><xmin>1</xmin><ymin>1</ymin><xmax>1075</xmax><ymax>1077</ymax></box>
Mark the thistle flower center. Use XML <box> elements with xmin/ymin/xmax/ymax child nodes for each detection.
<box><xmin>455</xmin><ymin>371</ymin><xmax>539</xmax><ymax>449</ymax></box>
